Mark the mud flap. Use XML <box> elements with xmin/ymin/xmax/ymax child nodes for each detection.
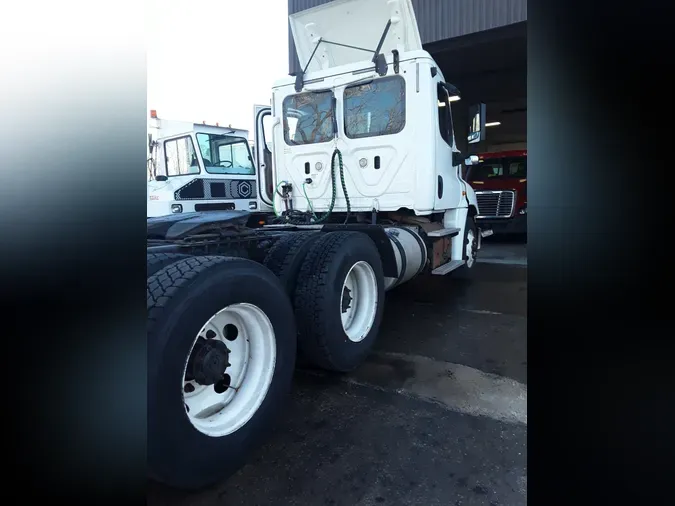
<box><xmin>478</xmin><ymin>228</ymin><xmax>493</xmax><ymax>249</ymax></box>
<box><xmin>479</xmin><ymin>228</ymin><xmax>493</xmax><ymax>249</ymax></box>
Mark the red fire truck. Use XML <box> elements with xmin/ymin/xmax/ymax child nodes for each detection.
<box><xmin>466</xmin><ymin>150</ymin><xmax>527</xmax><ymax>235</ymax></box>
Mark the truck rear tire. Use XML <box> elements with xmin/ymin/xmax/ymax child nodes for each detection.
<box><xmin>147</xmin><ymin>256</ymin><xmax>296</xmax><ymax>490</ymax></box>
<box><xmin>147</xmin><ymin>252</ymin><xmax>191</xmax><ymax>277</ymax></box>
<box><xmin>294</xmin><ymin>231</ymin><xmax>385</xmax><ymax>372</ymax></box>
<box><xmin>263</xmin><ymin>232</ymin><xmax>322</xmax><ymax>297</ymax></box>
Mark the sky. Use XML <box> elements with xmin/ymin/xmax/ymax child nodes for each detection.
<box><xmin>147</xmin><ymin>0</ymin><xmax>289</xmax><ymax>136</ymax></box>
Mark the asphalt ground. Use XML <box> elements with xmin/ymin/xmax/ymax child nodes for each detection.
<box><xmin>149</xmin><ymin>239</ymin><xmax>527</xmax><ymax>506</ymax></box>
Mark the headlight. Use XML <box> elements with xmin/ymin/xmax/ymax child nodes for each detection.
<box><xmin>171</xmin><ymin>204</ymin><xmax>183</xmax><ymax>213</ymax></box>
<box><xmin>249</xmin><ymin>201</ymin><xmax>257</xmax><ymax>210</ymax></box>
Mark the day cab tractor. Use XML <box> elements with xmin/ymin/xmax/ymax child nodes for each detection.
<box><xmin>466</xmin><ymin>150</ymin><xmax>527</xmax><ymax>236</ymax></box>
<box><xmin>147</xmin><ymin>0</ymin><xmax>490</xmax><ymax>490</ymax></box>
<box><xmin>147</xmin><ymin>111</ymin><xmax>272</xmax><ymax>222</ymax></box>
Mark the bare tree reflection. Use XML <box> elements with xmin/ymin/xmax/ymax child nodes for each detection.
<box><xmin>282</xmin><ymin>78</ymin><xmax>405</xmax><ymax>145</ymax></box>
<box><xmin>284</xmin><ymin>92</ymin><xmax>334</xmax><ymax>145</ymax></box>
<box><xmin>344</xmin><ymin>78</ymin><xmax>405</xmax><ymax>138</ymax></box>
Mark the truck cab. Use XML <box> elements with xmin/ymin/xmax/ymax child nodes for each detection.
<box><xmin>466</xmin><ymin>150</ymin><xmax>527</xmax><ymax>235</ymax></box>
<box><xmin>252</xmin><ymin>0</ymin><xmax>486</xmax><ymax>273</ymax></box>
<box><xmin>147</xmin><ymin>112</ymin><xmax>272</xmax><ymax>218</ymax></box>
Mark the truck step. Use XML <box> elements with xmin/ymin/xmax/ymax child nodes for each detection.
<box><xmin>427</xmin><ymin>227</ymin><xmax>461</xmax><ymax>238</ymax></box>
<box><xmin>480</xmin><ymin>229</ymin><xmax>494</xmax><ymax>238</ymax></box>
<box><xmin>431</xmin><ymin>259</ymin><xmax>465</xmax><ymax>275</ymax></box>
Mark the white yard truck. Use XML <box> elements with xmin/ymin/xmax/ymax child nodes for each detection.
<box><xmin>147</xmin><ymin>111</ymin><xmax>272</xmax><ymax>219</ymax></box>
<box><xmin>147</xmin><ymin>0</ymin><xmax>488</xmax><ymax>490</ymax></box>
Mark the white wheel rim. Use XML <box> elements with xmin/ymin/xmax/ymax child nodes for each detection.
<box><xmin>466</xmin><ymin>229</ymin><xmax>477</xmax><ymax>268</ymax></box>
<box><xmin>182</xmin><ymin>303</ymin><xmax>276</xmax><ymax>437</ymax></box>
<box><xmin>340</xmin><ymin>261</ymin><xmax>378</xmax><ymax>343</ymax></box>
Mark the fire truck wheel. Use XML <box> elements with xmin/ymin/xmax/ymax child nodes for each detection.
<box><xmin>462</xmin><ymin>216</ymin><xmax>478</xmax><ymax>269</ymax></box>
<box><xmin>147</xmin><ymin>252</ymin><xmax>191</xmax><ymax>277</ymax></box>
<box><xmin>147</xmin><ymin>256</ymin><xmax>296</xmax><ymax>490</ymax></box>
<box><xmin>294</xmin><ymin>231</ymin><xmax>385</xmax><ymax>372</ymax></box>
<box><xmin>263</xmin><ymin>231</ymin><xmax>322</xmax><ymax>298</ymax></box>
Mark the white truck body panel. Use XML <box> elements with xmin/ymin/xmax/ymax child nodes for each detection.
<box><xmin>269</xmin><ymin>50</ymin><xmax>477</xmax><ymax>218</ymax></box>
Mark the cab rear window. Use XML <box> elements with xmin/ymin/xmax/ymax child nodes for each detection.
<box><xmin>282</xmin><ymin>91</ymin><xmax>335</xmax><ymax>145</ymax></box>
<box><xmin>343</xmin><ymin>76</ymin><xmax>406</xmax><ymax>139</ymax></box>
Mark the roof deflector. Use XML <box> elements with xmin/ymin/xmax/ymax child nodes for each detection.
<box><xmin>289</xmin><ymin>0</ymin><xmax>422</xmax><ymax>92</ymax></box>
<box><xmin>295</xmin><ymin>21</ymin><xmax>393</xmax><ymax>92</ymax></box>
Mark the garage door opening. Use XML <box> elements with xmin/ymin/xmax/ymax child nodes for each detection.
<box><xmin>427</xmin><ymin>22</ymin><xmax>527</xmax><ymax>252</ymax></box>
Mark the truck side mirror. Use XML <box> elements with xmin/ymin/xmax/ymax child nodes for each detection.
<box><xmin>465</xmin><ymin>155</ymin><xmax>479</xmax><ymax>166</ymax></box>
<box><xmin>468</xmin><ymin>103</ymin><xmax>486</xmax><ymax>144</ymax></box>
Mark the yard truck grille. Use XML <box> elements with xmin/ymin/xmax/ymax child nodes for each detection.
<box><xmin>475</xmin><ymin>190</ymin><xmax>515</xmax><ymax>218</ymax></box>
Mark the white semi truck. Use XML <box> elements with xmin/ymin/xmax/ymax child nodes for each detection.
<box><xmin>147</xmin><ymin>111</ymin><xmax>272</xmax><ymax>219</ymax></box>
<box><xmin>147</xmin><ymin>0</ymin><xmax>488</xmax><ymax>490</ymax></box>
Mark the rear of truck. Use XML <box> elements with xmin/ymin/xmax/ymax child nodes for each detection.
<box><xmin>147</xmin><ymin>0</ymin><xmax>487</xmax><ymax>491</ymax></box>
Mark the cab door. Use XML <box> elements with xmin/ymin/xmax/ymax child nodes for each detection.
<box><xmin>254</xmin><ymin>105</ymin><xmax>274</xmax><ymax>210</ymax></box>
<box><xmin>433</xmin><ymin>81</ymin><xmax>464</xmax><ymax>210</ymax></box>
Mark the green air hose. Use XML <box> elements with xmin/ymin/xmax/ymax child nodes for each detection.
<box><xmin>281</xmin><ymin>148</ymin><xmax>350</xmax><ymax>225</ymax></box>
<box><xmin>302</xmin><ymin>181</ymin><xmax>317</xmax><ymax>220</ymax></box>
<box><xmin>273</xmin><ymin>181</ymin><xmax>285</xmax><ymax>217</ymax></box>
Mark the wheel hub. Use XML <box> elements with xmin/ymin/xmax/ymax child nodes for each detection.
<box><xmin>341</xmin><ymin>286</ymin><xmax>353</xmax><ymax>313</ymax></box>
<box><xmin>340</xmin><ymin>261</ymin><xmax>378</xmax><ymax>343</ymax></box>
<box><xmin>187</xmin><ymin>337</ymin><xmax>231</xmax><ymax>385</ymax></box>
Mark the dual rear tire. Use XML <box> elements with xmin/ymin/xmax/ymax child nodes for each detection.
<box><xmin>264</xmin><ymin>231</ymin><xmax>386</xmax><ymax>372</ymax></box>
<box><xmin>147</xmin><ymin>255</ymin><xmax>296</xmax><ymax>490</ymax></box>
<box><xmin>146</xmin><ymin>231</ymin><xmax>387</xmax><ymax>490</ymax></box>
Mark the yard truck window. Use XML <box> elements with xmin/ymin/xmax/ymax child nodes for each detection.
<box><xmin>283</xmin><ymin>91</ymin><xmax>335</xmax><ymax>145</ymax></box>
<box><xmin>196</xmin><ymin>134</ymin><xmax>255</xmax><ymax>176</ymax></box>
<box><xmin>343</xmin><ymin>76</ymin><xmax>406</xmax><ymax>139</ymax></box>
<box><xmin>164</xmin><ymin>136</ymin><xmax>199</xmax><ymax>176</ymax></box>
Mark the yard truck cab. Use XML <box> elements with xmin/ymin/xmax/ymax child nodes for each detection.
<box><xmin>147</xmin><ymin>0</ymin><xmax>489</xmax><ymax>491</ymax></box>
<box><xmin>147</xmin><ymin>111</ymin><xmax>271</xmax><ymax>218</ymax></box>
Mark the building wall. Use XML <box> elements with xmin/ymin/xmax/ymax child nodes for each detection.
<box><xmin>287</xmin><ymin>0</ymin><xmax>527</xmax><ymax>74</ymax></box>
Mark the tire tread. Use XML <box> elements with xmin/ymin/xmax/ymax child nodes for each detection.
<box><xmin>263</xmin><ymin>232</ymin><xmax>319</xmax><ymax>294</ymax></box>
<box><xmin>147</xmin><ymin>255</ymin><xmax>235</xmax><ymax>337</ymax></box>
<box><xmin>146</xmin><ymin>252</ymin><xmax>191</xmax><ymax>277</ymax></box>
<box><xmin>294</xmin><ymin>231</ymin><xmax>367</xmax><ymax>371</ymax></box>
